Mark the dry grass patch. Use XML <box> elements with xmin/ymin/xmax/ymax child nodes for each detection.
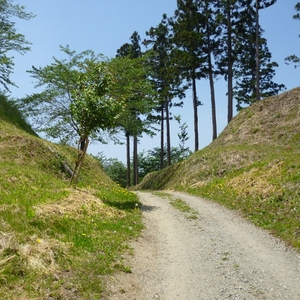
<box><xmin>0</xmin><ymin>231</ymin><xmax>67</xmax><ymax>280</ymax></box>
<box><xmin>228</xmin><ymin>162</ymin><xmax>283</xmax><ymax>198</ymax></box>
<box><xmin>34</xmin><ymin>188</ymin><xmax>126</xmax><ymax>220</ymax></box>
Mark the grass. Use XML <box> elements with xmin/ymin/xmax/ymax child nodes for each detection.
<box><xmin>0</xmin><ymin>95</ymin><xmax>143</xmax><ymax>299</ymax></box>
<box><xmin>138</xmin><ymin>88</ymin><xmax>300</xmax><ymax>251</ymax></box>
<box><xmin>152</xmin><ymin>192</ymin><xmax>198</xmax><ymax>220</ymax></box>
<box><xmin>170</xmin><ymin>198</ymin><xmax>198</xmax><ymax>220</ymax></box>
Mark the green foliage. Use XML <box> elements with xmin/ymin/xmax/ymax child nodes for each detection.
<box><xmin>138</xmin><ymin>146</ymin><xmax>190</xmax><ymax>180</ymax></box>
<box><xmin>96</xmin><ymin>142</ymin><xmax>192</xmax><ymax>187</ymax></box>
<box><xmin>109</xmin><ymin>54</ymin><xmax>157</xmax><ymax>137</ymax></box>
<box><xmin>19</xmin><ymin>45</ymin><xmax>155</xmax><ymax>146</ymax></box>
<box><xmin>144</xmin><ymin>14</ymin><xmax>189</xmax><ymax>166</ymax></box>
<box><xmin>96</xmin><ymin>153</ymin><xmax>127</xmax><ymax>188</ymax></box>
<box><xmin>0</xmin><ymin>0</ymin><xmax>34</xmax><ymax>90</ymax></box>
<box><xmin>144</xmin><ymin>14</ymin><xmax>186</xmax><ymax>104</ymax></box>
<box><xmin>172</xmin><ymin>0</ymin><xmax>207</xmax><ymax>82</ymax></box>
<box><xmin>115</xmin><ymin>32</ymin><xmax>158</xmax><ymax>186</ymax></box>
<box><xmin>233</xmin><ymin>2</ymin><xmax>286</xmax><ymax>108</ymax></box>
<box><xmin>175</xmin><ymin>114</ymin><xmax>191</xmax><ymax>158</ymax></box>
<box><xmin>116</xmin><ymin>31</ymin><xmax>142</xmax><ymax>59</ymax></box>
<box><xmin>171</xmin><ymin>0</ymin><xmax>212</xmax><ymax>149</ymax></box>
<box><xmin>69</xmin><ymin>59</ymin><xmax>122</xmax><ymax>139</ymax></box>
<box><xmin>18</xmin><ymin>46</ymin><xmax>121</xmax><ymax>145</ymax></box>
<box><xmin>17</xmin><ymin>46</ymin><xmax>135</xmax><ymax>184</ymax></box>
<box><xmin>294</xmin><ymin>2</ymin><xmax>300</xmax><ymax>20</ymax></box>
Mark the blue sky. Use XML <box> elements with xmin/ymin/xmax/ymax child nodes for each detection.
<box><xmin>9</xmin><ymin>1</ymin><xmax>300</xmax><ymax>162</ymax></box>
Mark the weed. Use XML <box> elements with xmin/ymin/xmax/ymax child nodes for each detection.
<box><xmin>221</xmin><ymin>251</ymin><xmax>230</xmax><ymax>261</ymax></box>
<box><xmin>169</xmin><ymin>197</ymin><xmax>199</xmax><ymax>220</ymax></box>
<box><xmin>151</xmin><ymin>192</ymin><xmax>199</xmax><ymax>220</ymax></box>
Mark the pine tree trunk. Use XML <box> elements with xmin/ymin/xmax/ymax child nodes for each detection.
<box><xmin>192</xmin><ymin>73</ymin><xmax>199</xmax><ymax>152</ymax></box>
<box><xmin>209</xmin><ymin>68</ymin><xmax>217</xmax><ymax>140</ymax></box>
<box><xmin>160</xmin><ymin>104</ymin><xmax>164</xmax><ymax>169</ymax></box>
<box><xmin>166</xmin><ymin>100</ymin><xmax>171</xmax><ymax>166</ymax></box>
<box><xmin>126</xmin><ymin>132</ymin><xmax>131</xmax><ymax>186</ymax></box>
<box><xmin>255</xmin><ymin>0</ymin><xmax>260</xmax><ymax>101</ymax></box>
<box><xmin>133</xmin><ymin>135</ymin><xmax>138</xmax><ymax>185</ymax></box>
<box><xmin>227</xmin><ymin>7</ymin><xmax>233</xmax><ymax>123</ymax></box>
<box><xmin>207</xmin><ymin>28</ymin><xmax>217</xmax><ymax>140</ymax></box>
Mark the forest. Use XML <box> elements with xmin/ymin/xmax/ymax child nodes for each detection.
<box><xmin>1</xmin><ymin>0</ymin><xmax>299</xmax><ymax>186</ymax></box>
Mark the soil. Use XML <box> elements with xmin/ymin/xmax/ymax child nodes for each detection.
<box><xmin>103</xmin><ymin>191</ymin><xmax>300</xmax><ymax>300</ymax></box>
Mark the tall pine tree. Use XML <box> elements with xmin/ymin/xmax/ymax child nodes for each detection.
<box><xmin>255</xmin><ymin>0</ymin><xmax>277</xmax><ymax>100</ymax></box>
<box><xmin>197</xmin><ymin>0</ymin><xmax>220</xmax><ymax>140</ymax></box>
<box><xmin>116</xmin><ymin>32</ymin><xmax>154</xmax><ymax>185</ymax></box>
<box><xmin>171</xmin><ymin>0</ymin><xmax>207</xmax><ymax>151</ymax></box>
<box><xmin>214</xmin><ymin>0</ymin><xmax>245</xmax><ymax>123</ymax></box>
<box><xmin>144</xmin><ymin>14</ymin><xmax>185</xmax><ymax>167</ymax></box>
<box><xmin>233</xmin><ymin>0</ymin><xmax>285</xmax><ymax>108</ymax></box>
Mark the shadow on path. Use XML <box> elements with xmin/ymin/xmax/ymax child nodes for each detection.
<box><xmin>140</xmin><ymin>204</ymin><xmax>158</xmax><ymax>212</ymax></box>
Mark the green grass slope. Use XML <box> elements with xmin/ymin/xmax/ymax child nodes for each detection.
<box><xmin>0</xmin><ymin>94</ymin><xmax>37</xmax><ymax>136</ymax></box>
<box><xmin>138</xmin><ymin>87</ymin><xmax>300</xmax><ymax>250</ymax></box>
<box><xmin>0</xmin><ymin>95</ymin><xmax>142</xmax><ymax>299</ymax></box>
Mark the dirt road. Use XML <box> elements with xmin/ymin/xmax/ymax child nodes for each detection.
<box><xmin>105</xmin><ymin>191</ymin><xmax>300</xmax><ymax>300</ymax></box>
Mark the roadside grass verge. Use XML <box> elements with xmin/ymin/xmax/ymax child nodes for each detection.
<box><xmin>0</xmin><ymin>119</ymin><xmax>143</xmax><ymax>299</ymax></box>
<box><xmin>183</xmin><ymin>146</ymin><xmax>300</xmax><ymax>250</ymax></box>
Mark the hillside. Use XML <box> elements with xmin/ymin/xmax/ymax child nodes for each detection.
<box><xmin>213</xmin><ymin>87</ymin><xmax>300</xmax><ymax>147</ymax></box>
<box><xmin>0</xmin><ymin>95</ymin><xmax>142</xmax><ymax>299</ymax></box>
<box><xmin>138</xmin><ymin>87</ymin><xmax>300</xmax><ymax>250</ymax></box>
<box><xmin>0</xmin><ymin>95</ymin><xmax>37</xmax><ymax>136</ymax></box>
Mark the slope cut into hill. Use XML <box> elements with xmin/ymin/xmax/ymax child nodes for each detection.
<box><xmin>138</xmin><ymin>87</ymin><xmax>300</xmax><ymax>250</ymax></box>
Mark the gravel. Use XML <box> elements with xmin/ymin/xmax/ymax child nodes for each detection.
<box><xmin>104</xmin><ymin>191</ymin><xmax>300</xmax><ymax>300</ymax></box>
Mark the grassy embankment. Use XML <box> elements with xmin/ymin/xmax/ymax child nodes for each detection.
<box><xmin>0</xmin><ymin>95</ymin><xmax>143</xmax><ymax>299</ymax></box>
<box><xmin>138</xmin><ymin>87</ymin><xmax>300</xmax><ymax>250</ymax></box>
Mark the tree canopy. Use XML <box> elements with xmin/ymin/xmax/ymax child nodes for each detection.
<box><xmin>115</xmin><ymin>32</ymin><xmax>158</xmax><ymax>186</ymax></box>
<box><xmin>19</xmin><ymin>46</ymin><xmax>121</xmax><ymax>145</ymax></box>
<box><xmin>285</xmin><ymin>2</ymin><xmax>300</xmax><ymax>68</ymax></box>
<box><xmin>0</xmin><ymin>0</ymin><xmax>34</xmax><ymax>91</ymax></box>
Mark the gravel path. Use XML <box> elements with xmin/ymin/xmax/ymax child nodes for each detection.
<box><xmin>104</xmin><ymin>191</ymin><xmax>300</xmax><ymax>300</ymax></box>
